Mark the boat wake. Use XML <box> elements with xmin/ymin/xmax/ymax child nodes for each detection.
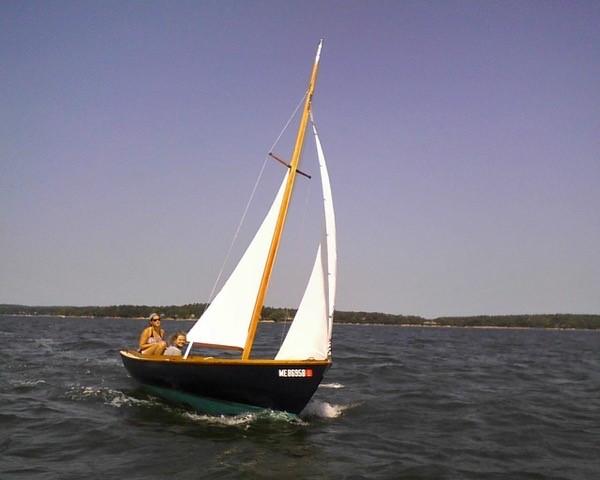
<box><xmin>177</xmin><ymin>401</ymin><xmax>356</xmax><ymax>425</ymax></box>
<box><xmin>300</xmin><ymin>400</ymin><xmax>350</xmax><ymax>419</ymax></box>
<box><xmin>182</xmin><ymin>412</ymin><xmax>260</xmax><ymax>427</ymax></box>
<box><xmin>319</xmin><ymin>382</ymin><xmax>345</xmax><ymax>389</ymax></box>
<box><xmin>66</xmin><ymin>385</ymin><xmax>159</xmax><ymax>408</ymax></box>
<box><xmin>66</xmin><ymin>385</ymin><xmax>348</xmax><ymax>425</ymax></box>
<box><xmin>10</xmin><ymin>379</ymin><xmax>47</xmax><ymax>388</ymax></box>
<box><xmin>181</xmin><ymin>409</ymin><xmax>306</xmax><ymax>427</ymax></box>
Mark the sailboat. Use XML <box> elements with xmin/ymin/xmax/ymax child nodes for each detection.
<box><xmin>120</xmin><ymin>40</ymin><xmax>336</xmax><ymax>416</ymax></box>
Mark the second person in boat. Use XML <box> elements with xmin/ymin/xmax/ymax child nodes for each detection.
<box><xmin>164</xmin><ymin>332</ymin><xmax>187</xmax><ymax>356</ymax></box>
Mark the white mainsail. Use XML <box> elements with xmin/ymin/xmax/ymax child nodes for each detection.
<box><xmin>186</xmin><ymin>172</ymin><xmax>289</xmax><ymax>351</ymax></box>
<box><xmin>276</xmin><ymin>120</ymin><xmax>336</xmax><ymax>360</ymax></box>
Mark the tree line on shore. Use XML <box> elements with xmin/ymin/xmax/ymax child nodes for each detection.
<box><xmin>1</xmin><ymin>303</ymin><xmax>599</xmax><ymax>329</ymax></box>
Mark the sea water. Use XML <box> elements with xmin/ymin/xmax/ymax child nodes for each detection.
<box><xmin>1</xmin><ymin>315</ymin><xmax>599</xmax><ymax>479</ymax></box>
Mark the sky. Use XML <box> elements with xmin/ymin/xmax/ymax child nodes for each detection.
<box><xmin>1</xmin><ymin>0</ymin><xmax>599</xmax><ymax>318</ymax></box>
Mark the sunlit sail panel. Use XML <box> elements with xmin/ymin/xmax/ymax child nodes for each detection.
<box><xmin>275</xmin><ymin>244</ymin><xmax>328</xmax><ymax>360</ymax></box>
<box><xmin>313</xmin><ymin>120</ymin><xmax>337</xmax><ymax>341</ymax></box>
<box><xmin>276</xmin><ymin>120</ymin><xmax>336</xmax><ymax>360</ymax></box>
<box><xmin>186</xmin><ymin>173</ymin><xmax>289</xmax><ymax>350</ymax></box>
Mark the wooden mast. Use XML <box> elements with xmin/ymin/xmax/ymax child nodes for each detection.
<box><xmin>242</xmin><ymin>39</ymin><xmax>323</xmax><ymax>360</ymax></box>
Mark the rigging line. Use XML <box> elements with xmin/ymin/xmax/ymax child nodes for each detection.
<box><xmin>203</xmin><ymin>92</ymin><xmax>306</xmax><ymax>315</ymax></box>
<box><xmin>277</xmin><ymin>148</ymin><xmax>314</xmax><ymax>350</ymax></box>
<box><xmin>269</xmin><ymin>91</ymin><xmax>308</xmax><ymax>153</ymax></box>
<box><xmin>309</xmin><ymin>109</ymin><xmax>317</xmax><ymax>129</ymax></box>
<box><xmin>298</xmin><ymin>154</ymin><xmax>314</xmax><ymax>247</ymax></box>
<box><xmin>278</xmin><ymin>307</ymin><xmax>291</xmax><ymax>346</ymax></box>
<box><xmin>205</xmin><ymin>156</ymin><xmax>269</xmax><ymax>305</ymax></box>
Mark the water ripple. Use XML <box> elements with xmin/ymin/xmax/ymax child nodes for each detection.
<box><xmin>1</xmin><ymin>317</ymin><xmax>599</xmax><ymax>479</ymax></box>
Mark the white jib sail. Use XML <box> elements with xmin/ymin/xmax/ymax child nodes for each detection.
<box><xmin>315</xmin><ymin>120</ymin><xmax>337</xmax><ymax>342</ymax></box>
<box><xmin>186</xmin><ymin>172</ymin><xmax>289</xmax><ymax>350</ymax></box>
<box><xmin>276</xmin><ymin>120</ymin><xmax>336</xmax><ymax>360</ymax></box>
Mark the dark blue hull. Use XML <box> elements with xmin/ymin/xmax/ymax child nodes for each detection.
<box><xmin>120</xmin><ymin>350</ymin><xmax>331</xmax><ymax>415</ymax></box>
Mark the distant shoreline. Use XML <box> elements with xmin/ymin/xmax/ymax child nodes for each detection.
<box><xmin>2</xmin><ymin>310</ymin><xmax>599</xmax><ymax>330</ymax></box>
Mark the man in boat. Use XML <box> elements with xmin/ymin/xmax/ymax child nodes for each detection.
<box><xmin>164</xmin><ymin>332</ymin><xmax>187</xmax><ymax>356</ymax></box>
<box><xmin>138</xmin><ymin>313</ymin><xmax>167</xmax><ymax>355</ymax></box>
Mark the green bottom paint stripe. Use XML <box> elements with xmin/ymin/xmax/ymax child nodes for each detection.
<box><xmin>143</xmin><ymin>385</ymin><xmax>271</xmax><ymax>415</ymax></box>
